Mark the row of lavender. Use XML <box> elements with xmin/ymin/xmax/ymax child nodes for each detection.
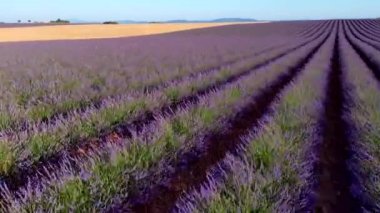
<box><xmin>0</xmin><ymin>21</ymin><xmax>323</xmax><ymax>177</ymax></box>
<box><xmin>0</xmin><ymin>21</ymin><xmax>324</xmax><ymax>180</ymax></box>
<box><xmin>343</xmin><ymin>19</ymin><xmax>380</xmax><ymax>209</ymax></box>
<box><xmin>2</xmin><ymin>21</ymin><xmax>328</xmax><ymax>209</ymax></box>
<box><xmin>0</xmin><ymin>22</ymin><xmax>311</xmax><ymax>132</ymax></box>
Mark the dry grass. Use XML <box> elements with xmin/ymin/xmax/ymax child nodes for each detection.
<box><xmin>0</xmin><ymin>22</ymin><xmax>263</xmax><ymax>43</ymax></box>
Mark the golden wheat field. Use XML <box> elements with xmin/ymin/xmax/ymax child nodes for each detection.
<box><xmin>0</xmin><ymin>22</ymin><xmax>263</xmax><ymax>42</ymax></box>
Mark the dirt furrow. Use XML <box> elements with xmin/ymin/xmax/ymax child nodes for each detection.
<box><xmin>296</xmin><ymin>21</ymin><xmax>323</xmax><ymax>37</ymax></box>
<box><xmin>117</xmin><ymin>23</ymin><xmax>331</xmax><ymax>213</ymax></box>
<box><xmin>309</xmin><ymin>22</ymin><xmax>362</xmax><ymax>212</ymax></box>
<box><xmin>298</xmin><ymin>21</ymin><xmax>324</xmax><ymax>37</ymax></box>
<box><xmin>362</xmin><ymin>20</ymin><xmax>380</xmax><ymax>32</ymax></box>
<box><xmin>301</xmin><ymin>20</ymin><xmax>331</xmax><ymax>39</ymax></box>
<box><xmin>343</xmin><ymin>21</ymin><xmax>380</xmax><ymax>81</ymax></box>
<box><xmin>355</xmin><ymin>21</ymin><xmax>380</xmax><ymax>42</ymax></box>
<box><xmin>351</xmin><ymin>22</ymin><xmax>380</xmax><ymax>48</ymax></box>
<box><xmin>347</xmin><ymin>21</ymin><xmax>380</xmax><ymax>52</ymax></box>
<box><xmin>353</xmin><ymin>21</ymin><xmax>380</xmax><ymax>40</ymax></box>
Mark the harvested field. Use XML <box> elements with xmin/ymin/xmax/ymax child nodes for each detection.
<box><xmin>0</xmin><ymin>20</ymin><xmax>380</xmax><ymax>212</ymax></box>
<box><xmin>0</xmin><ymin>22</ymin><xmax>265</xmax><ymax>42</ymax></box>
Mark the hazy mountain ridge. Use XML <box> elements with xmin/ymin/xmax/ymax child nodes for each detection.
<box><xmin>1</xmin><ymin>18</ymin><xmax>257</xmax><ymax>24</ymax></box>
<box><xmin>96</xmin><ymin>18</ymin><xmax>256</xmax><ymax>24</ymax></box>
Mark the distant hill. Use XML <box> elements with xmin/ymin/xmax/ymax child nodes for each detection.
<box><xmin>211</xmin><ymin>18</ymin><xmax>256</xmax><ymax>22</ymax></box>
<box><xmin>166</xmin><ymin>20</ymin><xmax>191</xmax><ymax>23</ymax></box>
<box><xmin>118</xmin><ymin>20</ymin><xmax>144</xmax><ymax>24</ymax></box>
<box><xmin>68</xmin><ymin>19</ymin><xmax>89</xmax><ymax>23</ymax></box>
<box><xmin>166</xmin><ymin>18</ymin><xmax>256</xmax><ymax>23</ymax></box>
<box><xmin>66</xmin><ymin>18</ymin><xmax>257</xmax><ymax>24</ymax></box>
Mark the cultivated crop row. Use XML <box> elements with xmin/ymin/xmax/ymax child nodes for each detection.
<box><xmin>0</xmin><ymin>20</ymin><xmax>331</xmax><ymax>189</ymax></box>
<box><xmin>121</xmin><ymin>22</ymin><xmax>331</xmax><ymax>213</ymax></box>
<box><xmin>0</xmin><ymin>22</ymin><xmax>310</xmax><ymax>134</ymax></box>
<box><xmin>188</xmin><ymin>19</ymin><xmax>336</xmax><ymax>213</ymax></box>
<box><xmin>180</xmin><ymin>19</ymin><xmax>380</xmax><ymax>212</ymax></box>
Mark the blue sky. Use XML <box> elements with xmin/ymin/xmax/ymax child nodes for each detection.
<box><xmin>1</xmin><ymin>0</ymin><xmax>379</xmax><ymax>23</ymax></box>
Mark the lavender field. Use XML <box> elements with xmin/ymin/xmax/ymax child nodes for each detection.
<box><xmin>0</xmin><ymin>19</ymin><xmax>380</xmax><ymax>212</ymax></box>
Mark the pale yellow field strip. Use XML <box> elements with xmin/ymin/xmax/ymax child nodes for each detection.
<box><xmin>0</xmin><ymin>22</ymin><xmax>267</xmax><ymax>43</ymax></box>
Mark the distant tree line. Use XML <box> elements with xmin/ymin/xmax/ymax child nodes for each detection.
<box><xmin>50</xmin><ymin>18</ymin><xmax>70</xmax><ymax>24</ymax></box>
<box><xmin>16</xmin><ymin>20</ymin><xmax>32</xmax><ymax>23</ymax></box>
<box><xmin>103</xmin><ymin>21</ymin><xmax>119</xmax><ymax>24</ymax></box>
